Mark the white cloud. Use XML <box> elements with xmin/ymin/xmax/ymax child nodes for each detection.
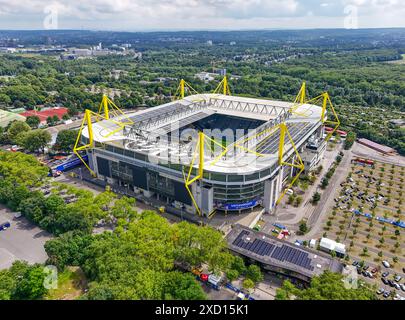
<box><xmin>0</xmin><ymin>0</ymin><xmax>404</xmax><ymax>29</ymax></box>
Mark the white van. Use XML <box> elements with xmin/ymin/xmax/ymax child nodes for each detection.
<box><xmin>286</xmin><ymin>189</ymin><xmax>294</xmax><ymax>196</ymax></box>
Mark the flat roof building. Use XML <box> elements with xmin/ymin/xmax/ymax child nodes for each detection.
<box><xmin>227</xmin><ymin>224</ymin><xmax>344</xmax><ymax>283</ymax></box>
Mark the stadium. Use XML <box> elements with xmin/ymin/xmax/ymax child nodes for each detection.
<box><xmin>75</xmin><ymin>78</ymin><xmax>339</xmax><ymax>217</ymax></box>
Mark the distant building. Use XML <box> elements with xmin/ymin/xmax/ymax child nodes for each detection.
<box><xmin>230</xmin><ymin>41</ymin><xmax>236</xmax><ymax>46</ymax></box>
<box><xmin>194</xmin><ymin>72</ymin><xmax>217</xmax><ymax>82</ymax></box>
<box><xmin>206</xmin><ymin>40</ymin><xmax>213</xmax><ymax>46</ymax></box>
<box><xmin>70</xmin><ymin>48</ymin><xmax>92</xmax><ymax>56</ymax></box>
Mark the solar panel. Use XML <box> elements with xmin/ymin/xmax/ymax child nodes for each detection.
<box><xmin>255</xmin><ymin>241</ymin><xmax>266</xmax><ymax>254</ymax></box>
<box><xmin>264</xmin><ymin>244</ymin><xmax>274</xmax><ymax>256</ymax></box>
<box><xmin>250</xmin><ymin>240</ymin><xmax>260</xmax><ymax>252</ymax></box>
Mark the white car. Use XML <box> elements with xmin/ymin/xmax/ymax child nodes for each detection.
<box><xmin>382</xmin><ymin>261</ymin><xmax>390</xmax><ymax>268</ymax></box>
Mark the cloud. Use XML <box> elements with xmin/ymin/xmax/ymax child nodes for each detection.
<box><xmin>0</xmin><ymin>0</ymin><xmax>404</xmax><ymax>30</ymax></box>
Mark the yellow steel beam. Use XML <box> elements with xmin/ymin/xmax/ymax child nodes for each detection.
<box><xmin>294</xmin><ymin>81</ymin><xmax>306</xmax><ymax>104</ymax></box>
<box><xmin>198</xmin><ymin>131</ymin><xmax>204</xmax><ymax>178</ymax></box>
<box><xmin>174</xmin><ymin>79</ymin><xmax>199</xmax><ymax>100</ymax></box>
<box><xmin>278</xmin><ymin>123</ymin><xmax>286</xmax><ymax>165</ymax></box>
<box><xmin>103</xmin><ymin>94</ymin><xmax>109</xmax><ymax>120</ymax></box>
<box><xmin>213</xmin><ymin>76</ymin><xmax>231</xmax><ymax>95</ymax></box>
<box><xmin>276</xmin><ymin>123</ymin><xmax>305</xmax><ymax>205</ymax></box>
<box><xmin>180</xmin><ymin>79</ymin><xmax>185</xmax><ymax>99</ymax></box>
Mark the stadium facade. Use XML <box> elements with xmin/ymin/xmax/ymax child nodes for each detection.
<box><xmin>78</xmin><ymin>87</ymin><xmax>334</xmax><ymax>217</ymax></box>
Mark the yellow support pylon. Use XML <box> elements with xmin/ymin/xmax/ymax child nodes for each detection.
<box><xmin>213</xmin><ymin>76</ymin><xmax>231</xmax><ymax>95</ymax></box>
<box><xmin>73</xmin><ymin>95</ymin><xmax>134</xmax><ymax>176</ymax></box>
<box><xmin>173</xmin><ymin>79</ymin><xmax>199</xmax><ymax>100</ymax></box>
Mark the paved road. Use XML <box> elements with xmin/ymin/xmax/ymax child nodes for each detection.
<box><xmin>0</xmin><ymin>205</ymin><xmax>52</xmax><ymax>270</ymax></box>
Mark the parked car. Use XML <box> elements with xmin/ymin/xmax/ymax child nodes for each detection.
<box><xmin>363</xmin><ymin>265</ymin><xmax>369</xmax><ymax>271</ymax></box>
<box><xmin>393</xmin><ymin>283</ymin><xmax>401</xmax><ymax>290</ymax></box>
<box><xmin>371</xmin><ymin>267</ymin><xmax>378</xmax><ymax>274</ymax></box>
<box><xmin>383</xmin><ymin>291</ymin><xmax>391</xmax><ymax>298</ymax></box>
<box><xmin>382</xmin><ymin>272</ymin><xmax>389</xmax><ymax>278</ymax></box>
<box><xmin>352</xmin><ymin>261</ymin><xmax>358</xmax><ymax>266</ymax></box>
<box><xmin>382</xmin><ymin>261</ymin><xmax>391</xmax><ymax>268</ymax></box>
<box><xmin>394</xmin><ymin>275</ymin><xmax>402</xmax><ymax>282</ymax></box>
<box><xmin>0</xmin><ymin>221</ymin><xmax>10</xmax><ymax>231</ymax></box>
<box><xmin>400</xmin><ymin>284</ymin><xmax>405</xmax><ymax>292</ymax></box>
<box><xmin>13</xmin><ymin>212</ymin><xmax>22</xmax><ymax>218</ymax></box>
<box><xmin>381</xmin><ymin>278</ymin><xmax>389</xmax><ymax>285</ymax></box>
<box><xmin>376</xmin><ymin>288</ymin><xmax>385</xmax><ymax>295</ymax></box>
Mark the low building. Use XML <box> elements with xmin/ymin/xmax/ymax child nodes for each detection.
<box><xmin>319</xmin><ymin>237</ymin><xmax>346</xmax><ymax>258</ymax></box>
<box><xmin>357</xmin><ymin>138</ymin><xmax>397</xmax><ymax>155</ymax></box>
<box><xmin>227</xmin><ymin>225</ymin><xmax>344</xmax><ymax>284</ymax></box>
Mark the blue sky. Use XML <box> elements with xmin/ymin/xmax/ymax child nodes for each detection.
<box><xmin>0</xmin><ymin>0</ymin><xmax>404</xmax><ymax>30</ymax></box>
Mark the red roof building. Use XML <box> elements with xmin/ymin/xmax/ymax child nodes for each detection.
<box><xmin>20</xmin><ymin>107</ymin><xmax>69</xmax><ymax>123</ymax></box>
<box><xmin>358</xmin><ymin>138</ymin><xmax>397</xmax><ymax>155</ymax></box>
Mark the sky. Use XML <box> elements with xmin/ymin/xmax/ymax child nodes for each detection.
<box><xmin>0</xmin><ymin>0</ymin><xmax>404</xmax><ymax>31</ymax></box>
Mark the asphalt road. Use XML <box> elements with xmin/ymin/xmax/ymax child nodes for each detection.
<box><xmin>0</xmin><ymin>205</ymin><xmax>52</xmax><ymax>270</ymax></box>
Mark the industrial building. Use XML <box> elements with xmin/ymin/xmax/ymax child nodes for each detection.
<box><xmin>75</xmin><ymin>79</ymin><xmax>339</xmax><ymax>217</ymax></box>
<box><xmin>227</xmin><ymin>224</ymin><xmax>344</xmax><ymax>283</ymax></box>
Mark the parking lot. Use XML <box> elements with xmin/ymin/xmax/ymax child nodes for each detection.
<box><xmin>0</xmin><ymin>205</ymin><xmax>52</xmax><ymax>270</ymax></box>
<box><xmin>323</xmin><ymin>159</ymin><xmax>405</xmax><ymax>299</ymax></box>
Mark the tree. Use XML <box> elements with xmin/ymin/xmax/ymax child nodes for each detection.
<box><xmin>25</xmin><ymin>116</ymin><xmax>41</xmax><ymax>129</ymax></box>
<box><xmin>46</xmin><ymin>116</ymin><xmax>54</xmax><ymax>126</ymax></box>
<box><xmin>299</xmin><ymin>220</ymin><xmax>309</xmax><ymax>234</ymax></box>
<box><xmin>277</xmin><ymin>271</ymin><xmax>376</xmax><ymax>300</ymax></box>
<box><xmin>18</xmin><ymin>129</ymin><xmax>51</xmax><ymax>153</ymax></box>
<box><xmin>13</xmin><ymin>264</ymin><xmax>48</xmax><ymax>300</ymax></box>
<box><xmin>52</xmin><ymin>115</ymin><xmax>59</xmax><ymax>124</ymax></box>
<box><xmin>163</xmin><ymin>272</ymin><xmax>206</xmax><ymax>300</ymax></box>
<box><xmin>55</xmin><ymin>129</ymin><xmax>78</xmax><ymax>152</ymax></box>
<box><xmin>6</xmin><ymin>121</ymin><xmax>31</xmax><ymax>144</ymax></box>
<box><xmin>311</xmin><ymin>192</ymin><xmax>321</xmax><ymax>204</ymax></box>
<box><xmin>245</xmin><ymin>264</ymin><xmax>263</xmax><ymax>283</ymax></box>
<box><xmin>344</xmin><ymin>131</ymin><xmax>356</xmax><ymax>150</ymax></box>
<box><xmin>226</xmin><ymin>269</ymin><xmax>239</xmax><ymax>282</ymax></box>
<box><xmin>242</xmin><ymin>279</ymin><xmax>255</xmax><ymax>292</ymax></box>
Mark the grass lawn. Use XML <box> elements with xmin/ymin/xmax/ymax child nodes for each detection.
<box><xmin>45</xmin><ymin>267</ymin><xmax>87</xmax><ymax>300</ymax></box>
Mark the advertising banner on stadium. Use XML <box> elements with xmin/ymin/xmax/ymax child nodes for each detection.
<box><xmin>222</xmin><ymin>200</ymin><xmax>258</xmax><ymax>211</ymax></box>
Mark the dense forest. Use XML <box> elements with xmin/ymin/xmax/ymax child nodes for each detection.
<box><xmin>0</xmin><ymin>29</ymin><xmax>404</xmax><ymax>154</ymax></box>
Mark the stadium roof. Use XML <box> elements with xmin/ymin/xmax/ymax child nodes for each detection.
<box><xmin>0</xmin><ymin>109</ymin><xmax>26</xmax><ymax>128</ymax></box>
<box><xmin>82</xmin><ymin>94</ymin><xmax>324</xmax><ymax>174</ymax></box>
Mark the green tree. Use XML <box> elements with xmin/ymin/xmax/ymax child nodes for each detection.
<box><xmin>25</xmin><ymin>116</ymin><xmax>41</xmax><ymax>129</ymax></box>
<box><xmin>18</xmin><ymin>129</ymin><xmax>51</xmax><ymax>153</ymax></box>
<box><xmin>277</xmin><ymin>271</ymin><xmax>376</xmax><ymax>300</ymax></box>
<box><xmin>13</xmin><ymin>264</ymin><xmax>48</xmax><ymax>300</ymax></box>
<box><xmin>245</xmin><ymin>264</ymin><xmax>263</xmax><ymax>283</ymax></box>
<box><xmin>6</xmin><ymin>121</ymin><xmax>31</xmax><ymax>144</ymax></box>
<box><xmin>242</xmin><ymin>279</ymin><xmax>255</xmax><ymax>292</ymax></box>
